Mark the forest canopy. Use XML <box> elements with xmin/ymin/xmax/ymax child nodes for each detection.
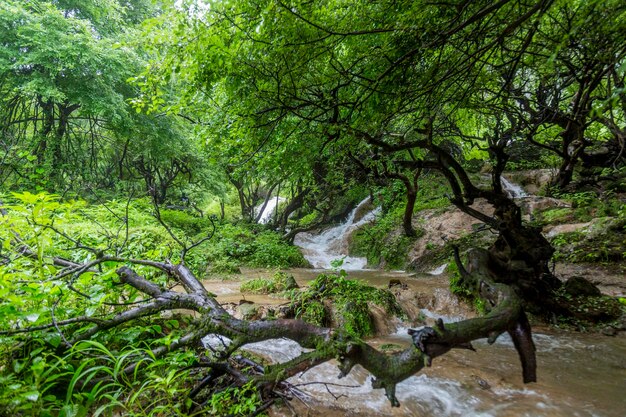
<box><xmin>0</xmin><ymin>0</ymin><xmax>624</xmax><ymax>416</ymax></box>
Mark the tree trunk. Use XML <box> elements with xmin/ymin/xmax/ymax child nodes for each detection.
<box><xmin>402</xmin><ymin>188</ymin><xmax>417</xmax><ymax>237</ymax></box>
<box><xmin>279</xmin><ymin>188</ymin><xmax>309</xmax><ymax>230</ymax></box>
<box><xmin>552</xmin><ymin>124</ymin><xmax>586</xmax><ymax>189</ymax></box>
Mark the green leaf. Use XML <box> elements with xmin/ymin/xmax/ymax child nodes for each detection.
<box><xmin>23</xmin><ymin>390</ymin><xmax>40</xmax><ymax>402</ymax></box>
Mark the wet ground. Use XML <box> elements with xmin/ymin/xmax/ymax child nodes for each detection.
<box><xmin>201</xmin><ymin>268</ymin><xmax>626</xmax><ymax>417</ymax></box>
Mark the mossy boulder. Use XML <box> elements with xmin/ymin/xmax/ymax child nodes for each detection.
<box><xmin>563</xmin><ymin>276</ymin><xmax>602</xmax><ymax>297</ymax></box>
<box><xmin>238</xmin><ymin>302</ymin><xmax>260</xmax><ymax>320</ymax></box>
<box><xmin>288</xmin><ymin>273</ymin><xmax>404</xmax><ymax>338</ymax></box>
<box><xmin>335</xmin><ymin>300</ymin><xmax>375</xmax><ymax>338</ymax></box>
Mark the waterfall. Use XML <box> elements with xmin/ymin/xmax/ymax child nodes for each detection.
<box><xmin>426</xmin><ymin>263</ymin><xmax>448</xmax><ymax>275</ymax></box>
<box><xmin>294</xmin><ymin>197</ymin><xmax>380</xmax><ymax>270</ymax></box>
<box><xmin>255</xmin><ymin>196</ymin><xmax>286</xmax><ymax>224</ymax></box>
<box><xmin>501</xmin><ymin>176</ymin><xmax>528</xmax><ymax>198</ymax></box>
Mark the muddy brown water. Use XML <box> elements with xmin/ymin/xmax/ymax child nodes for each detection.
<box><xmin>201</xmin><ymin>268</ymin><xmax>626</xmax><ymax>417</ymax></box>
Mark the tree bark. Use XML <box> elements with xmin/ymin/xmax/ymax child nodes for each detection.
<box><xmin>2</xmin><ymin>243</ymin><xmax>541</xmax><ymax>409</ymax></box>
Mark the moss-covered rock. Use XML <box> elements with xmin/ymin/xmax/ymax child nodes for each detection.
<box><xmin>563</xmin><ymin>276</ymin><xmax>601</xmax><ymax>297</ymax></box>
<box><xmin>550</xmin><ymin>217</ymin><xmax>625</xmax><ymax>263</ymax></box>
<box><xmin>288</xmin><ymin>272</ymin><xmax>404</xmax><ymax>338</ymax></box>
<box><xmin>238</xmin><ymin>302</ymin><xmax>260</xmax><ymax>320</ymax></box>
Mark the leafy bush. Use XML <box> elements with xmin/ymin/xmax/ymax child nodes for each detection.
<box><xmin>289</xmin><ymin>272</ymin><xmax>404</xmax><ymax>338</ymax></box>
<box><xmin>204</xmin><ymin>224</ymin><xmax>306</xmax><ymax>273</ymax></box>
<box><xmin>248</xmin><ymin>232</ymin><xmax>306</xmax><ymax>268</ymax></box>
<box><xmin>240</xmin><ymin>272</ymin><xmax>298</xmax><ymax>294</ymax></box>
<box><xmin>206</xmin><ymin>381</ymin><xmax>264</xmax><ymax>416</ymax></box>
<box><xmin>159</xmin><ymin>209</ymin><xmax>213</xmax><ymax>235</ymax></box>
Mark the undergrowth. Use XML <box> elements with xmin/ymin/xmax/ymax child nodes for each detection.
<box><xmin>287</xmin><ymin>272</ymin><xmax>404</xmax><ymax>338</ymax></box>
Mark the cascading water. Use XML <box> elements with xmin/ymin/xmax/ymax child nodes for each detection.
<box><xmin>203</xmin><ymin>328</ymin><xmax>626</xmax><ymax>417</ymax></box>
<box><xmin>255</xmin><ymin>196</ymin><xmax>286</xmax><ymax>224</ymax></box>
<box><xmin>501</xmin><ymin>176</ymin><xmax>528</xmax><ymax>198</ymax></box>
<box><xmin>199</xmin><ymin>273</ymin><xmax>626</xmax><ymax>417</ymax></box>
<box><xmin>293</xmin><ymin>197</ymin><xmax>381</xmax><ymax>270</ymax></box>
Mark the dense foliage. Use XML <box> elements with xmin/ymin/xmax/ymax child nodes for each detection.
<box><xmin>1</xmin><ymin>0</ymin><xmax>625</xmax><ymax>415</ymax></box>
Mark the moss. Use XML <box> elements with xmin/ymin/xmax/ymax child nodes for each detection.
<box><xmin>300</xmin><ymin>301</ymin><xmax>328</xmax><ymax>327</ymax></box>
<box><xmin>348</xmin><ymin>175</ymin><xmax>451</xmax><ymax>269</ymax></box>
<box><xmin>554</xmin><ymin>288</ymin><xmax>625</xmax><ymax>326</ymax></box>
<box><xmin>447</xmin><ymin>253</ymin><xmax>488</xmax><ymax>314</ymax></box>
<box><xmin>550</xmin><ymin>219</ymin><xmax>625</xmax><ymax>263</ymax></box>
<box><xmin>539</xmin><ymin>208</ymin><xmax>576</xmax><ymax>225</ymax></box>
<box><xmin>339</xmin><ymin>300</ymin><xmax>374</xmax><ymax>338</ymax></box>
<box><xmin>288</xmin><ymin>272</ymin><xmax>404</xmax><ymax>338</ymax></box>
<box><xmin>349</xmin><ymin>214</ymin><xmax>421</xmax><ymax>269</ymax></box>
<box><xmin>379</xmin><ymin>343</ymin><xmax>403</xmax><ymax>352</ymax></box>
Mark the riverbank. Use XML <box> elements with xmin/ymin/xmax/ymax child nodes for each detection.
<box><xmin>205</xmin><ymin>268</ymin><xmax>626</xmax><ymax>417</ymax></box>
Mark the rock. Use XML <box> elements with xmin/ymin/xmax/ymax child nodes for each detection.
<box><xmin>388</xmin><ymin>278</ymin><xmax>406</xmax><ymax>289</ymax></box>
<box><xmin>504</xmin><ymin>169</ymin><xmax>555</xmax><ymax>194</ymax></box>
<box><xmin>336</xmin><ymin>301</ymin><xmax>374</xmax><ymax>337</ymax></box>
<box><xmin>601</xmin><ymin>326</ymin><xmax>618</xmax><ymax>336</ymax></box>
<box><xmin>283</xmin><ymin>274</ymin><xmax>299</xmax><ymax>290</ymax></box>
<box><xmin>352</xmin><ymin>198</ymin><xmax>375</xmax><ymax>223</ymax></box>
<box><xmin>471</xmin><ymin>375</ymin><xmax>491</xmax><ymax>390</ymax></box>
<box><xmin>406</xmin><ymin>200</ymin><xmax>496</xmax><ymax>271</ymax></box>
<box><xmin>518</xmin><ymin>196</ymin><xmax>570</xmax><ymax>215</ymax></box>
<box><xmin>617</xmin><ymin>313</ymin><xmax>626</xmax><ymax>331</ymax></box>
<box><xmin>278</xmin><ymin>304</ymin><xmax>294</xmax><ymax>319</ymax></box>
<box><xmin>563</xmin><ymin>276</ymin><xmax>602</xmax><ymax>297</ymax></box>
<box><xmin>544</xmin><ymin>222</ymin><xmax>590</xmax><ymax>238</ymax></box>
<box><xmin>238</xmin><ymin>302</ymin><xmax>260</xmax><ymax>320</ymax></box>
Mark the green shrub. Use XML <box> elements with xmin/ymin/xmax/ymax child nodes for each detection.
<box><xmin>248</xmin><ymin>232</ymin><xmax>307</xmax><ymax>268</ymax></box>
<box><xmin>240</xmin><ymin>272</ymin><xmax>298</xmax><ymax>294</ymax></box>
<box><xmin>159</xmin><ymin>209</ymin><xmax>213</xmax><ymax>235</ymax></box>
<box><xmin>289</xmin><ymin>272</ymin><xmax>404</xmax><ymax>338</ymax></box>
<box><xmin>202</xmin><ymin>224</ymin><xmax>306</xmax><ymax>274</ymax></box>
<box><xmin>207</xmin><ymin>381</ymin><xmax>265</xmax><ymax>416</ymax></box>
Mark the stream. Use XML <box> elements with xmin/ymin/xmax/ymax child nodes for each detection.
<box><xmin>206</xmin><ymin>190</ymin><xmax>626</xmax><ymax>416</ymax></box>
<box><xmin>203</xmin><ymin>269</ymin><xmax>626</xmax><ymax>417</ymax></box>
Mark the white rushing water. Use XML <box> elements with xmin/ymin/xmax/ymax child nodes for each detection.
<box><xmin>427</xmin><ymin>263</ymin><xmax>448</xmax><ymax>275</ymax></box>
<box><xmin>204</xmin><ymin>331</ymin><xmax>625</xmax><ymax>417</ymax></box>
<box><xmin>293</xmin><ymin>197</ymin><xmax>381</xmax><ymax>270</ymax></box>
<box><xmin>501</xmin><ymin>176</ymin><xmax>528</xmax><ymax>198</ymax></box>
<box><xmin>255</xmin><ymin>196</ymin><xmax>286</xmax><ymax>224</ymax></box>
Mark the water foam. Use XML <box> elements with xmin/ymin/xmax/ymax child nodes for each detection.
<box><xmin>294</xmin><ymin>197</ymin><xmax>380</xmax><ymax>270</ymax></box>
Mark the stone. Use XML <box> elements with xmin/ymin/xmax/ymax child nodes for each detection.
<box><xmin>238</xmin><ymin>302</ymin><xmax>259</xmax><ymax>320</ymax></box>
<box><xmin>601</xmin><ymin>326</ymin><xmax>618</xmax><ymax>337</ymax></box>
<box><xmin>388</xmin><ymin>278</ymin><xmax>403</xmax><ymax>288</ymax></box>
<box><xmin>563</xmin><ymin>276</ymin><xmax>602</xmax><ymax>297</ymax></box>
<box><xmin>282</xmin><ymin>274</ymin><xmax>299</xmax><ymax>290</ymax></box>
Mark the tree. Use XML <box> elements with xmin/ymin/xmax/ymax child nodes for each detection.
<box><xmin>1</xmin><ymin>0</ymin><xmax>624</xmax><ymax>414</ymax></box>
<box><xmin>0</xmin><ymin>0</ymin><xmax>211</xmax><ymax>201</ymax></box>
<box><xmin>0</xmin><ymin>193</ymin><xmax>539</xmax><ymax>413</ymax></box>
<box><xmin>501</xmin><ymin>0</ymin><xmax>626</xmax><ymax>188</ymax></box>
<box><xmin>138</xmin><ymin>0</ymin><xmax>622</xmax><ymax>316</ymax></box>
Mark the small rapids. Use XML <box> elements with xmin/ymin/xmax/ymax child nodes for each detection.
<box><xmin>235</xmin><ymin>183</ymin><xmax>624</xmax><ymax>416</ymax></box>
<box><xmin>501</xmin><ymin>176</ymin><xmax>528</xmax><ymax>198</ymax></box>
<box><xmin>294</xmin><ymin>197</ymin><xmax>380</xmax><ymax>270</ymax></box>
<box><xmin>427</xmin><ymin>263</ymin><xmax>448</xmax><ymax>275</ymax></box>
<box><xmin>203</xmin><ymin>329</ymin><xmax>626</xmax><ymax>417</ymax></box>
<box><xmin>201</xmin><ymin>270</ymin><xmax>626</xmax><ymax>417</ymax></box>
<box><xmin>203</xmin><ymin>331</ymin><xmax>626</xmax><ymax>417</ymax></box>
